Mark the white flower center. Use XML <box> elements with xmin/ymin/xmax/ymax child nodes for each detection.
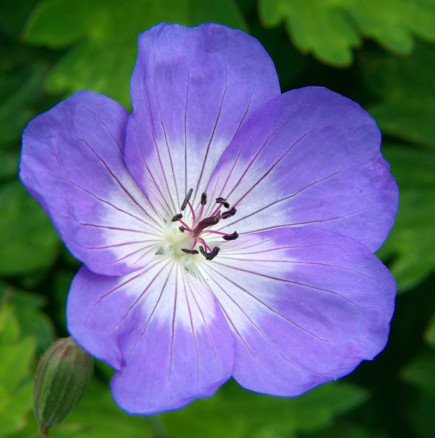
<box><xmin>156</xmin><ymin>189</ymin><xmax>239</xmax><ymax>268</ymax></box>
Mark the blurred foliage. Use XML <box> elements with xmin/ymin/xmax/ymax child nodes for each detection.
<box><xmin>161</xmin><ymin>381</ymin><xmax>367</xmax><ymax>438</ymax></box>
<box><xmin>377</xmin><ymin>146</ymin><xmax>435</xmax><ymax>291</ymax></box>
<box><xmin>259</xmin><ymin>0</ymin><xmax>435</xmax><ymax>66</ymax></box>
<box><xmin>401</xmin><ymin>315</ymin><xmax>435</xmax><ymax>399</ymax></box>
<box><xmin>0</xmin><ymin>296</ymin><xmax>37</xmax><ymax>436</ymax></box>
<box><xmin>361</xmin><ymin>41</ymin><xmax>435</xmax><ymax>149</ymax></box>
<box><xmin>0</xmin><ymin>283</ymin><xmax>54</xmax><ymax>352</ymax></box>
<box><xmin>0</xmin><ymin>181</ymin><xmax>60</xmax><ymax>276</ymax></box>
<box><xmin>22</xmin><ymin>0</ymin><xmax>247</xmax><ymax>108</ymax></box>
<box><xmin>1</xmin><ymin>0</ymin><xmax>435</xmax><ymax>437</ymax></box>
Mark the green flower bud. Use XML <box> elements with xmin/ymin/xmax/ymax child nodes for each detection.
<box><xmin>34</xmin><ymin>337</ymin><xmax>93</xmax><ymax>437</ymax></box>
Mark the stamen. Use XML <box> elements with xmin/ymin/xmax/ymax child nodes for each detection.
<box><xmin>178</xmin><ymin>219</ymin><xmax>192</xmax><ymax>231</ymax></box>
<box><xmin>216</xmin><ymin>197</ymin><xmax>230</xmax><ymax>209</ymax></box>
<box><xmin>196</xmin><ymin>237</ymin><xmax>212</xmax><ymax>252</ymax></box>
<box><xmin>199</xmin><ymin>246</ymin><xmax>220</xmax><ymax>261</ymax></box>
<box><xmin>180</xmin><ymin>188</ymin><xmax>193</xmax><ymax>211</ymax></box>
<box><xmin>181</xmin><ymin>248</ymin><xmax>199</xmax><ymax>255</ymax></box>
<box><xmin>223</xmin><ymin>231</ymin><xmax>239</xmax><ymax>241</ymax></box>
<box><xmin>221</xmin><ymin>206</ymin><xmax>236</xmax><ymax>219</ymax></box>
<box><xmin>187</xmin><ymin>201</ymin><xmax>196</xmax><ymax>224</ymax></box>
<box><xmin>170</xmin><ymin>190</ymin><xmax>238</xmax><ymax>262</ymax></box>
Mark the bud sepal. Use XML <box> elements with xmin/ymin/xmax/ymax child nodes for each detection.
<box><xmin>34</xmin><ymin>337</ymin><xmax>93</xmax><ymax>437</ymax></box>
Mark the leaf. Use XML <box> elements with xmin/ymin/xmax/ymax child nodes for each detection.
<box><xmin>0</xmin><ymin>336</ymin><xmax>35</xmax><ymax>393</ymax></box>
<box><xmin>425</xmin><ymin>314</ymin><xmax>435</xmax><ymax>349</ymax></box>
<box><xmin>305</xmin><ymin>422</ymin><xmax>390</xmax><ymax>438</ymax></box>
<box><xmin>0</xmin><ymin>150</ymin><xmax>19</xmax><ymax>181</ymax></box>
<box><xmin>401</xmin><ymin>350</ymin><xmax>435</xmax><ymax>400</ymax></box>
<box><xmin>0</xmin><ymin>180</ymin><xmax>60</xmax><ymax>276</ymax></box>
<box><xmin>0</xmin><ymin>282</ymin><xmax>55</xmax><ymax>352</ymax></box>
<box><xmin>0</xmin><ymin>301</ymin><xmax>36</xmax><ymax>437</ymax></box>
<box><xmin>0</xmin><ymin>300</ymin><xmax>20</xmax><ymax>344</ymax></box>
<box><xmin>162</xmin><ymin>380</ymin><xmax>369</xmax><ymax>438</ymax></box>
<box><xmin>0</xmin><ymin>36</ymin><xmax>52</xmax><ymax>147</ymax></box>
<box><xmin>0</xmin><ymin>0</ymin><xmax>39</xmax><ymax>39</ymax></box>
<box><xmin>361</xmin><ymin>41</ymin><xmax>435</xmax><ymax>149</ymax></box>
<box><xmin>259</xmin><ymin>0</ymin><xmax>435</xmax><ymax>66</ymax></box>
<box><xmin>377</xmin><ymin>145</ymin><xmax>435</xmax><ymax>291</ymax></box>
<box><xmin>23</xmin><ymin>0</ymin><xmax>247</xmax><ymax>108</ymax></box>
<box><xmin>406</xmin><ymin>391</ymin><xmax>435</xmax><ymax>438</ymax></box>
<box><xmin>0</xmin><ymin>386</ymin><xmax>30</xmax><ymax>437</ymax></box>
<box><xmin>50</xmin><ymin>382</ymin><xmax>154</xmax><ymax>438</ymax></box>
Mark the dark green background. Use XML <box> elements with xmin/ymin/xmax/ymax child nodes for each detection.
<box><xmin>1</xmin><ymin>0</ymin><xmax>435</xmax><ymax>437</ymax></box>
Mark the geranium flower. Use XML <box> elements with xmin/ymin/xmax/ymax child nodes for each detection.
<box><xmin>20</xmin><ymin>23</ymin><xmax>398</xmax><ymax>415</ymax></box>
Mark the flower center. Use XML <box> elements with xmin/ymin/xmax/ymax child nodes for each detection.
<box><xmin>170</xmin><ymin>188</ymin><xmax>239</xmax><ymax>261</ymax></box>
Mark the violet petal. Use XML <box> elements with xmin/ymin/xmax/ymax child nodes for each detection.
<box><xmin>203</xmin><ymin>226</ymin><xmax>396</xmax><ymax>396</ymax></box>
<box><xmin>125</xmin><ymin>23</ymin><xmax>281</xmax><ymax>214</ymax></box>
<box><xmin>67</xmin><ymin>260</ymin><xmax>234</xmax><ymax>414</ymax></box>
<box><xmin>20</xmin><ymin>91</ymin><xmax>163</xmax><ymax>276</ymax></box>
<box><xmin>207</xmin><ymin>87</ymin><xmax>399</xmax><ymax>252</ymax></box>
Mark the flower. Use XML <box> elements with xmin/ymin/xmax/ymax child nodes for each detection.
<box><xmin>20</xmin><ymin>23</ymin><xmax>398</xmax><ymax>415</ymax></box>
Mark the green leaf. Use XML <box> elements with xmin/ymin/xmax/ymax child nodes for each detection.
<box><xmin>0</xmin><ymin>336</ymin><xmax>35</xmax><ymax>393</ymax></box>
<box><xmin>259</xmin><ymin>0</ymin><xmax>435</xmax><ymax>66</ymax></box>
<box><xmin>361</xmin><ymin>41</ymin><xmax>435</xmax><ymax>149</ymax></box>
<box><xmin>0</xmin><ymin>300</ymin><xmax>20</xmax><ymax>344</ymax></box>
<box><xmin>0</xmin><ymin>301</ymin><xmax>36</xmax><ymax>437</ymax></box>
<box><xmin>0</xmin><ymin>283</ymin><xmax>55</xmax><ymax>352</ymax></box>
<box><xmin>52</xmin><ymin>268</ymin><xmax>76</xmax><ymax>330</ymax></box>
<box><xmin>0</xmin><ymin>150</ymin><xmax>19</xmax><ymax>181</ymax></box>
<box><xmin>23</xmin><ymin>0</ymin><xmax>247</xmax><ymax>108</ymax></box>
<box><xmin>425</xmin><ymin>314</ymin><xmax>435</xmax><ymax>349</ymax></box>
<box><xmin>0</xmin><ymin>180</ymin><xmax>60</xmax><ymax>276</ymax></box>
<box><xmin>401</xmin><ymin>350</ymin><xmax>435</xmax><ymax>399</ymax></box>
<box><xmin>377</xmin><ymin>145</ymin><xmax>435</xmax><ymax>291</ymax></box>
<box><xmin>0</xmin><ymin>385</ymin><xmax>30</xmax><ymax>437</ymax></box>
<box><xmin>162</xmin><ymin>380</ymin><xmax>368</xmax><ymax>438</ymax></box>
<box><xmin>0</xmin><ymin>36</ymin><xmax>52</xmax><ymax>147</ymax></box>
<box><xmin>52</xmin><ymin>382</ymin><xmax>154</xmax><ymax>438</ymax></box>
<box><xmin>0</xmin><ymin>0</ymin><xmax>40</xmax><ymax>39</ymax></box>
<box><xmin>307</xmin><ymin>422</ymin><xmax>390</xmax><ymax>438</ymax></box>
<box><xmin>406</xmin><ymin>391</ymin><xmax>435</xmax><ymax>438</ymax></box>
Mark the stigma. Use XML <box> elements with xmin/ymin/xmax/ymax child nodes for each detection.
<box><xmin>170</xmin><ymin>188</ymin><xmax>239</xmax><ymax>261</ymax></box>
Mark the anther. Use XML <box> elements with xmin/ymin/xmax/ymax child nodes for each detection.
<box><xmin>181</xmin><ymin>188</ymin><xmax>193</xmax><ymax>211</ymax></box>
<box><xmin>221</xmin><ymin>206</ymin><xmax>236</xmax><ymax>219</ymax></box>
<box><xmin>200</xmin><ymin>192</ymin><xmax>207</xmax><ymax>205</ymax></box>
<box><xmin>179</xmin><ymin>226</ymin><xmax>186</xmax><ymax>233</ymax></box>
<box><xmin>199</xmin><ymin>246</ymin><xmax>220</xmax><ymax>261</ymax></box>
<box><xmin>171</xmin><ymin>213</ymin><xmax>183</xmax><ymax>222</ymax></box>
<box><xmin>223</xmin><ymin>231</ymin><xmax>239</xmax><ymax>241</ymax></box>
<box><xmin>181</xmin><ymin>248</ymin><xmax>199</xmax><ymax>255</ymax></box>
<box><xmin>216</xmin><ymin>197</ymin><xmax>230</xmax><ymax>209</ymax></box>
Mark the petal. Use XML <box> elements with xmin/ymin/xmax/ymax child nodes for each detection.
<box><xmin>124</xmin><ymin>23</ymin><xmax>281</xmax><ymax>216</ymax></box>
<box><xmin>199</xmin><ymin>227</ymin><xmax>395</xmax><ymax>396</ymax></box>
<box><xmin>20</xmin><ymin>91</ymin><xmax>163</xmax><ymax>276</ymax></box>
<box><xmin>67</xmin><ymin>259</ymin><xmax>234</xmax><ymax>414</ymax></box>
<box><xmin>206</xmin><ymin>87</ymin><xmax>399</xmax><ymax>252</ymax></box>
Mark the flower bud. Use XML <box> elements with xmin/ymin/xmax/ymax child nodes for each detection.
<box><xmin>34</xmin><ymin>337</ymin><xmax>93</xmax><ymax>437</ymax></box>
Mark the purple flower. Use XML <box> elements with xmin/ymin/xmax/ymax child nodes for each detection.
<box><xmin>20</xmin><ymin>23</ymin><xmax>398</xmax><ymax>415</ymax></box>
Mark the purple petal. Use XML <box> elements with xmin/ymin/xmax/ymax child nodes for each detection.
<box><xmin>20</xmin><ymin>91</ymin><xmax>163</xmax><ymax>276</ymax></box>
<box><xmin>124</xmin><ymin>23</ymin><xmax>281</xmax><ymax>216</ymax></box>
<box><xmin>200</xmin><ymin>227</ymin><xmax>395</xmax><ymax>396</ymax></box>
<box><xmin>67</xmin><ymin>260</ymin><xmax>234</xmax><ymax>414</ymax></box>
<box><xmin>206</xmin><ymin>87</ymin><xmax>398</xmax><ymax>252</ymax></box>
